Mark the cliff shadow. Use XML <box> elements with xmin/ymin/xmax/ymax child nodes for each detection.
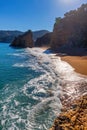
<box><xmin>54</xmin><ymin>46</ymin><xmax>87</xmax><ymax>56</ymax></box>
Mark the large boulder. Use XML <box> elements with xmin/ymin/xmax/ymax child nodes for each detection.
<box><xmin>10</xmin><ymin>30</ymin><xmax>34</xmax><ymax>48</ymax></box>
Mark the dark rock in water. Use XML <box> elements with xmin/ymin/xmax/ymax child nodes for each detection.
<box><xmin>35</xmin><ymin>32</ymin><xmax>52</xmax><ymax>47</ymax></box>
<box><xmin>51</xmin><ymin>4</ymin><xmax>87</xmax><ymax>50</ymax></box>
<box><xmin>0</xmin><ymin>30</ymin><xmax>49</xmax><ymax>43</ymax></box>
<box><xmin>10</xmin><ymin>30</ymin><xmax>34</xmax><ymax>48</ymax></box>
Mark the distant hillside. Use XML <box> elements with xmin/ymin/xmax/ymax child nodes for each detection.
<box><xmin>0</xmin><ymin>30</ymin><xmax>49</xmax><ymax>43</ymax></box>
<box><xmin>51</xmin><ymin>4</ymin><xmax>87</xmax><ymax>50</ymax></box>
<box><xmin>0</xmin><ymin>31</ymin><xmax>23</xmax><ymax>43</ymax></box>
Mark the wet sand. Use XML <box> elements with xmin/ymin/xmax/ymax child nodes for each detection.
<box><xmin>61</xmin><ymin>56</ymin><xmax>87</xmax><ymax>76</ymax></box>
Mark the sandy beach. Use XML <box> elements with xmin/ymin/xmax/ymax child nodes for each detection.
<box><xmin>61</xmin><ymin>56</ymin><xmax>87</xmax><ymax>76</ymax></box>
<box><xmin>48</xmin><ymin>52</ymin><xmax>87</xmax><ymax>130</ymax></box>
<box><xmin>41</xmin><ymin>47</ymin><xmax>87</xmax><ymax>76</ymax></box>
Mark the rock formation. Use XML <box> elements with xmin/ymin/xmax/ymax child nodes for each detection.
<box><xmin>51</xmin><ymin>4</ymin><xmax>87</xmax><ymax>50</ymax></box>
<box><xmin>0</xmin><ymin>30</ymin><xmax>49</xmax><ymax>43</ymax></box>
<box><xmin>35</xmin><ymin>32</ymin><xmax>52</xmax><ymax>47</ymax></box>
<box><xmin>10</xmin><ymin>30</ymin><xmax>34</xmax><ymax>48</ymax></box>
<box><xmin>50</xmin><ymin>94</ymin><xmax>87</xmax><ymax>130</ymax></box>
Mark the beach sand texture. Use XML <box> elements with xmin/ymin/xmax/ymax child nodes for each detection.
<box><xmin>61</xmin><ymin>56</ymin><xmax>87</xmax><ymax>76</ymax></box>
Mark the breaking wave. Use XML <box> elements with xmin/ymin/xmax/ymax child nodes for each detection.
<box><xmin>0</xmin><ymin>47</ymin><xmax>62</xmax><ymax>130</ymax></box>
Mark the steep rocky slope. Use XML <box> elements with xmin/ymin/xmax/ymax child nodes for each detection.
<box><xmin>51</xmin><ymin>4</ymin><xmax>87</xmax><ymax>50</ymax></box>
<box><xmin>50</xmin><ymin>94</ymin><xmax>87</xmax><ymax>130</ymax></box>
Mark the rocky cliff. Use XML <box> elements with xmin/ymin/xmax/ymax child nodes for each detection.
<box><xmin>10</xmin><ymin>30</ymin><xmax>34</xmax><ymax>48</ymax></box>
<box><xmin>51</xmin><ymin>4</ymin><xmax>87</xmax><ymax>50</ymax></box>
<box><xmin>50</xmin><ymin>94</ymin><xmax>87</xmax><ymax>130</ymax></box>
<box><xmin>35</xmin><ymin>32</ymin><xmax>52</xmax><ymax>47</ymax></box>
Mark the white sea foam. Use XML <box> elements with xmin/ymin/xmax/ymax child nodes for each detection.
<box><xmin>50</xmin><ymin>54</ymin><xmax>87</xmax><ymax>81</ymax></box>
<box><xmin>1</xmin><ymin>47</ymin><xmax>87</xmax><ymax>130</ymax></box>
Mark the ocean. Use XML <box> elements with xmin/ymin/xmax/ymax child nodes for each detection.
<box><xmin>0</xmin><ymin>43</ymin><xmax>62</xmax><ymax>130</ymax></box>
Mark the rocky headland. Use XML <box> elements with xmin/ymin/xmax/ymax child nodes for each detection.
<box><xmin>10</xmin><ymin>4</ymin><xmax>87</xmax><ymax>51</ymax></box>
<box><xmin>10</xmin><ymin>30</ymin><xmax>34</xmax><ymax>48</ymax></box>
<box><xmin>9</xmin><ymin>30</ymin><xmax>51</xmax><ymax>48</ymax></box>
<box><xmin>51</xmin><ymin>4</ymin><xmax>87</xmax><ymax>51</ymax></box>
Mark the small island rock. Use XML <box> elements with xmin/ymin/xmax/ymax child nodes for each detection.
<box><xmin>10</xmin><ymin>30</ymin><xmax>34</xmax><ymax>48</ymax></box>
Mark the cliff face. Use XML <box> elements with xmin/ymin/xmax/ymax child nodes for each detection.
<box><xmin>10</xmin><ymin>30</ymin><xmax>34</xmax><ymax>48</ymax></box>
<box><xmin>51</xmin><ymin>4</ymin><xmax>87</xmax><ymax>50</ymax></box>
<box><xmin>35</xmin><ymin>33</ymin><xmax>52</xmax><ymax>47</ymax></box>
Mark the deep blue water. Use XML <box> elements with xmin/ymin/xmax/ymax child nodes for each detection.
<box><xmin>0</xmin><ymin>43</ymin><xmax>61</xmax><ymax>130</ymax></box>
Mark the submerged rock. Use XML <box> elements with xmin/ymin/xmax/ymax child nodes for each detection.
<box><xmin>50</xmin><ymin>94</ymin><xmax>87</xmax><ymax>130</ymax></box>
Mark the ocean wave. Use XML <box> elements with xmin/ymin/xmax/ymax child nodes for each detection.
<box><xmin>1</xmin><ymin>47</ymin><xmax>86</xmax><ymax>130</ymax></box>
<box><xmin>0</xmin><ymin>48</ymin><xmax>63</xmax><ymax>130</ymax></box>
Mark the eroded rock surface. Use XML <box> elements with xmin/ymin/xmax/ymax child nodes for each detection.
<box><xmin>50</xmin><ymin>95</ymin><xmax>87</xmax><ymax>130</ymax></box>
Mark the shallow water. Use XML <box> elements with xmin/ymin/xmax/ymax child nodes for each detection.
<box><xmin>0</xmin><ymin>43</ymin><xmax>62</xmax><ymax>130</ymax></box>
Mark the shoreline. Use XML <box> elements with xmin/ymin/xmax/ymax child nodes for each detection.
<box><xmin>47</xmin><ymin>51</ymin><xmax>87</xmax><ymax>129</ymax></box>
<box><xmin>29</xmin><ymin>47</ymin><xmax>87</xmax><ymax>129</ymax></box>
<box><xmin>40</xmin><ymin>47</ymin><xmax>87</xmax><ymax>76</ymax></box>
<box><xmin>61</xmin><ymin>56</ymin><xmax>87</xmax><ymax>76</ymax></box>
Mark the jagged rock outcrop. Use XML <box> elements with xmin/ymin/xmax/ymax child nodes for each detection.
<box><xmin>35</xmin><ymin>33</ymin><xmax>52</xmax><ymax>47</ymax></box>
<box><xmin>50</xmin><ymin>94</ymin><xmax>87</xmax><ymax>130</ymax></box>
<box><xmin>51</xmin><ymin>4</ymin><xmax>87</xmax><ymax>50</ymax></box>
<box><xmin>10</xmin><ymin>30</ymin><xmax>34</xmax><ymax>48</ymax></box>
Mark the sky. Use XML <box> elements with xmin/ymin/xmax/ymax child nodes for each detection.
<box><xmin>0</xmin><ymin>0</ymin><xmax>87</xmax><ymax>32</ymax></box>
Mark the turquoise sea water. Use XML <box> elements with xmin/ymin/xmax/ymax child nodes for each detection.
<box><xmin>0</xmin><ymin>43</ymin><xmax>62</xmax><ymax>130</ymax></box>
